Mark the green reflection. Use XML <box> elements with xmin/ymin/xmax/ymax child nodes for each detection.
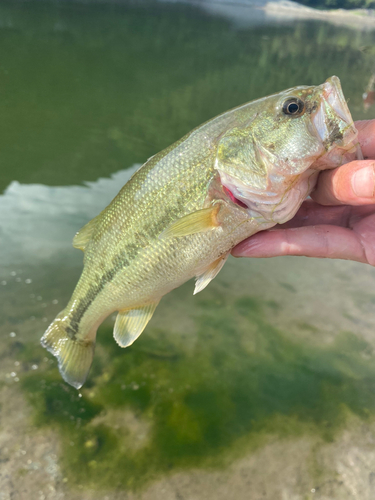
<box><xmin>0</xmin><ymin>1</ymin><xmax>374</xmax><ymax>192</ymax></box>
<box><xmin>20</xmin><ymin>293</ymin><xmax>375</xmax><ymax>490</ymax></box>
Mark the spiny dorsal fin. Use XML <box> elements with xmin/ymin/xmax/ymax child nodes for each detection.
<box><xmin>194</xmin><ymin>253</ymin><xmax>229</xmax><ymax>295</ymax></box>
<box><xmin>72</xmin><ymin>216</ymin><xmax>99</xmax><ymax>251</ymax></box>
<box><xmin>161</xmin><ymin>204</ymin><xmax>221</xmax><ymax>239</ymax></box>
<box><xmin>114</xmin><ymin>302</ymin><xmax>159</xmax><ymax>348</ymax></box>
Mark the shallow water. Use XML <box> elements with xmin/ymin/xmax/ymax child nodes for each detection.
<box><xmin>1</xmin><ymin>2</ymin><xmax>375</xmax><ymax>499</ymax></box>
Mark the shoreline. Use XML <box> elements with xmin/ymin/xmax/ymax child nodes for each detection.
<box><xmin>7</xmin><ymin>0</ymin><xmax>375</xmax><ymax>29</ymax></box>
<box><xmin>264</xmin><ymin>0</ymin><xmax>375</xmax><ymax>29</ymax></box>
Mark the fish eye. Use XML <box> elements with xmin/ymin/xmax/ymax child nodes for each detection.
<box><xmin>282</xmin><ymin>98</ymin><xmax>305</xmax><ymax>116</ymax></box>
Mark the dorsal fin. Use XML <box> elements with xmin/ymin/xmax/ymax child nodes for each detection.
<box><xmin>114</xmin><ymin>301</ymin><xmax>159</xmax><ymax>348</ymax></box>
<box><xmin>72</xmin><ymin>216</ymin><xmax>99</xmax><ymax>251</ymax></box>
<box><xmin>194</xmin><ymin>253</ymin><xmax>229</xmax><ymax>295</ymax></box>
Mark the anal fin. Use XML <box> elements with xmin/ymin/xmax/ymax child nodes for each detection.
<box><xmin>114</xmin><ymin>301</ymin><xmax>159</xmax><ymax>348</ymax></box>
<box><xmin>161</xmin><ymin>204</ymin><xmax>221</xmax><ymax>239</ymax></box>
<box><xmin>194</xmin><ymin>253</ymin><xmax>229</xmax><ymax>295</ymax></box>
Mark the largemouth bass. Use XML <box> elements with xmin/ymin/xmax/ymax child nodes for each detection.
<box><xmin>42</xmin><ymin>76</ymin><xmax>360</xmax><ymax>389</ymax></box>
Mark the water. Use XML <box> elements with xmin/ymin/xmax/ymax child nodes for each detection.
<box><xmin>1</xmin><ymin>2</ymin><xmax>375</xmax><ymax>499</ymax></box>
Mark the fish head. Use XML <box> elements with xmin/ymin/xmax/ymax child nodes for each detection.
<box><xmin>216</xmin><ymin>76</ymin><xmax>358</xmax><ymax>223</ymax></box>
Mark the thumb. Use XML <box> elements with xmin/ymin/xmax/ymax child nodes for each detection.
<box><xmin>311</xmin><ymin>160</ymin><xmax>375</xmax><ymax>206</ymax></box>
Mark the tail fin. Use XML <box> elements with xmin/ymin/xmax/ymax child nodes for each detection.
<box><xmin>41</xmin><ymin>316</ymin><xmax>95</xmax><ymax>389</ymax></box>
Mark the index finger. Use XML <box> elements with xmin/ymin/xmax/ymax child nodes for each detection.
<box><xmin>355</xmin><ymin>120</ymin><xmax>375</xmax><ymax>159</ymax></box>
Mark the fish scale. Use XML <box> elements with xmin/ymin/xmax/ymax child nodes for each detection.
<box><xmin>41</xmin><ymin>76</ymin><xmax>359</xmax><ymax>389</ymax></box>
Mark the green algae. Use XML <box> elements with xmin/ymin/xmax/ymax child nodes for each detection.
<box><xmin>20</xmin><ymin>293</ymin><xmax>375</xmax><ymax>491</ymax></box>
<box><xmin>279</xmin><ymin>282</ymin><xmax>297</xmax><ymax>293</ymax></box>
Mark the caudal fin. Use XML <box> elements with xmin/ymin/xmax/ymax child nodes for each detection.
<box><xmin>41</xmin><ymin>317</ymin><xmax>95</xmax><ymax>389</ymax></box>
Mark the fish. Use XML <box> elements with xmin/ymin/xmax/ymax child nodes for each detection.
<box><xmin>41</xmin><ymin>76</ymin><xmax>360</xmax><ymax>389</ymax></box>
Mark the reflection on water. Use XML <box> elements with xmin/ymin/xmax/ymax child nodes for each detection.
<box><xmin>0</xmin><ymin>1</ymin><xmax>374</xmax><ymax>194</ymax></box>
<box><xmin>0</xmin><ymin>166</ymin><xmax>138</xmax><ymax>266</ymax></box>
<box><xmin>1</xmin><ymin>1</ymin><xmax>375</xmax><ymax>499</ymax></box>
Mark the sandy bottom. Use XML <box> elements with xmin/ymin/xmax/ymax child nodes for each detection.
<box><xmin>1</xmin><ymin>254</ymin><xmax>375</xmax><ymax>500</ymax></box>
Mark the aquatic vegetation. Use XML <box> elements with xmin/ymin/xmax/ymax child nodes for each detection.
<box><xmin>20</xmin><ymin>292</ymin><xmax>375</xmax><ymax>490</ymax></box>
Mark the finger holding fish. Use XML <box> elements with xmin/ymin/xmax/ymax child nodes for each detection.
<box><xmin>231</xmin><ymin>211</ymin><xmax>375</xmax><ymax>266</ymax></box>
<box><xmin>232</xmin><ymin>223</ymin><xmax>373</xmax><ymax>264</ymax></box>
<box><xmin>311</xmin><ymin>159</ymin><xmax>375</xmax><ymax>206</ymax></box>
<box><xmin>268</xmin><ymin>201</ymin><xmax>375</xmax><ymax>229</ymax></box>
<box><xmin>355</xmin><ymin>119</ymin><xmax>375</xmax><ymax>158</ymax></box>
<box><xmin>233</xmin><ymin>119</ymin><xmax>375</xmax><ymax>263</ymax></box>
<box><xmin>311</xmin><ymin>120</ymin><xmax>375</xmax><ymax>206</ymax></box>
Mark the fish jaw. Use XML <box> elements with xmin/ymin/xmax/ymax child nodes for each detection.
<box><xmin>218</xmin><ymin>167</ymin><xmax>320</xmax><ymax>225</ymax></box>
<box><xmin>310</xmin><ymin>76</ymin><xmax>360</xmax><ymax>169</ymax></box>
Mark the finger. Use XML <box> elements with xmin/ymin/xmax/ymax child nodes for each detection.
<box><xmin>232</xmin><ymin>225</ymin><xmax>367</xmax><ymax>263</ymax></box>
<box><xmin>311</xmin><ymin>160</ymin><xmax>375</xmax><ymax>206</ymax></box>
<box><xmin>279</xmin><ymin>201</ymin><xmax>375</xmax><ymax>229</ymax></box>
<box><xmin>310</xmin><ymin>120</ymin><xmax>375</xmax><ymax>206</ymax></box>
<box><xmin>352</xmin><ymin>212</ymin><xmax>375</xmax><ymax>266</ymax></box>
<box><xmin>355</xmin><ymin>119</ymin><xmax>375</xmax><ymax>159</ymax></box>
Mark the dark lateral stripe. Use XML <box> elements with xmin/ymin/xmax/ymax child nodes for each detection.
<box><xmin>65</xmin><ymin>197</ymin><xmax>198</xmax><ymax>339</ymax></box>
<box><xmin>66</xmin><ymin>267</ymin><xmax>117</xmax><ymax>339</ymax></box>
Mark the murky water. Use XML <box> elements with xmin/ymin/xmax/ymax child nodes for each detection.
<box><xmin>1</xmin><ymin>2</ymin><xmax>375</xmax><ymax>499</ymax></box>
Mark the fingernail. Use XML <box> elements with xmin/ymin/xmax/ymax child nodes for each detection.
<box><xmin>352</xmin><ymin>163</ymin><xmax>375</xmax><ymax>198</ymax></box>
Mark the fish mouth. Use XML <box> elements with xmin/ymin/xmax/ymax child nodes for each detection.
<box><xmin>222</xmin><ymin>184</ymin><xmax>248</xmax><ymax>209</ymax></box>
<box><xmin>312</xmin><ymin>76</ymin><xmax>359</xmax><ymax>156</ymax></box>
<box><xmin>324</xmin><ymin>76</ymin><xmax>352</xmax><ymax>125</ymax></box>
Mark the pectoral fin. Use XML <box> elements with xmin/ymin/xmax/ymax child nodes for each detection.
<box><xmin>114</xmin><ymin>302</ymin><xmax>159</xmax><ymax>348</ymax></box>
<box><xmin>161</xmin><ymin>205</ymin><xmax>221</xmax><ymax>239</ymax></box>
<box><xmin>194</xmin><ymin>253</ymin><xmax>229</xmax><ymax>295</ymax></box>
<box><xmin>73</xmin><ymin>216</ymin><xmax>99</xmax><ymax>251</ymax></box>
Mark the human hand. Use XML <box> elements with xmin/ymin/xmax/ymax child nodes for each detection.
<box><xmin>232</xmin><ymin>120</ymin><xmax>375</xmax><ymax>265</ymax></box>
